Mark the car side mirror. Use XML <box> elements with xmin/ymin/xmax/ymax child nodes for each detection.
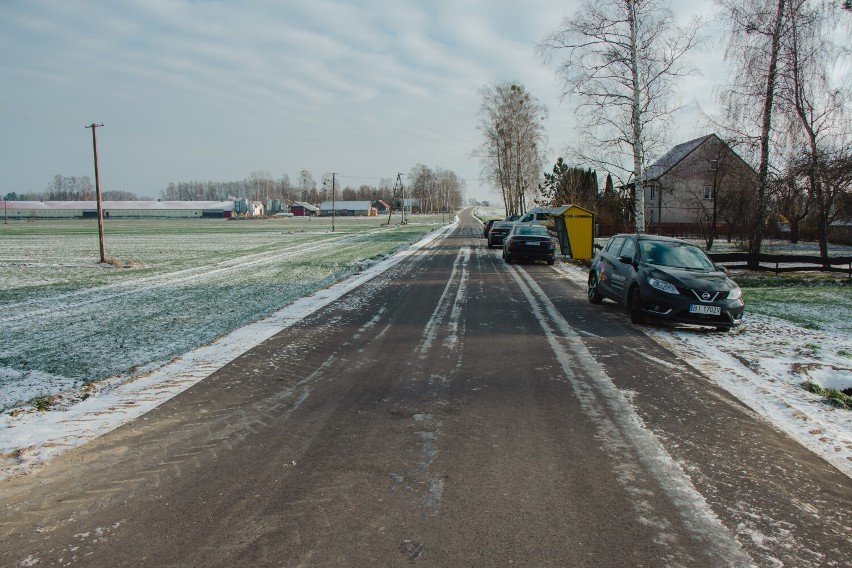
<box><xmin>618</xmin><ymin>255</ymin><xmax>633</xmax><ymax>265</ymax></box>
<box><xmin>714</xmin><ymin>263</ymin><xmax>728</xmax><ymax>273</ymax></box>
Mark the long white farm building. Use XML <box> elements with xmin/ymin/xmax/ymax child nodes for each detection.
<box><xmin>1</xmin><ymin>200</ymin><xmax>238</xmax><ymax>220</ymax></box>
<box><xmin>317</xmin><ymin>200</ymin><xmax>377</xmax><ymax>216</ymax></box>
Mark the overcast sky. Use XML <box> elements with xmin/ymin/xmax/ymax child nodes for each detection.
<box><xmin>2</xmin><ymin>0</ymin><xmax>725</xmax><ymax>201</ymax></box>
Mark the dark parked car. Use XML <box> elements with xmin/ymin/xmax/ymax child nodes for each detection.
<box><xmin>487</xmin><ymin>221</ymin><xmax>514</xmax><ymax>247</ymax></box>
<box><xmin>483</xmin><ymin>219</ymin><xmax>498</xmax><ymax>238</ymax></box>
<box><xmin>588</xmin><ymin>234</ymin><xmax>744</xmax><ymax>331</ymax></box>
<box><xmin>503</xmin><ymin>224</ymin><xmax>556</xmax><ymax>265</ymax></box>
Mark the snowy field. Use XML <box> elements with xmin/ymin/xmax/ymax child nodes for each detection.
<box><xmin>0</xmin><ymin>216</ymin><xmax>448</xmax><ymax>413</ymax></box>
<box><xmin>1</xmin><ymin>213</ymin><xmax>851</xmax><ymax>481</ymax></box>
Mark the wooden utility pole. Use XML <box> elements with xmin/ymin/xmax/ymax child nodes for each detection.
<box><xmin>386</xmin><ymin>175</ymin><xmax>399</xmax><ymax>225</ymax></box>
<box><xmin>399</xmin><ymin>172</ymin><xmax>407</xmax><ymax>225</ymax></box>
<box><xmin>86</xmin><ymin>123</ymin><xmax>107</xmax><ymax>263</ymax></box>
<box><xmin>329</xmin><ymin>172</ymin><xmax>339</xmax><ymax>233</ymax></box>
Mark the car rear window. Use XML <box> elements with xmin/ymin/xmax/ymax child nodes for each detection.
<box><xmin>515</xmin><ymin>225</ymin><xmax>549</xmax><ymax>236</ymax></box>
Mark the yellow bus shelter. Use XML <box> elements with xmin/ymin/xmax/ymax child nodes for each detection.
<box><xmin>555</xmin><ymin>204</ymin><xmax>596</xmax><ymax>260</ymax></box>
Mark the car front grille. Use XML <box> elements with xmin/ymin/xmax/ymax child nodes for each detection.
<box><xmin>688</xmin><ymin>289</ymin><xmax>723</xmax><ymax>303</ymax></box>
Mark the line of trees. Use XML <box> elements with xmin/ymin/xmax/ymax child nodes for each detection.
<box><xmin>405</xmin><ymin>165</ymin><xmax>467</xmax><ymax>213</ymax></box>
<box><xmin>714</xmin><ymin>0</ymin><xmax>851</xmax><ymax>258</ymax></box>
<box><xmin>538</xmin><ymin>158</ymin><xmax>631</xmax><ymax>230</ymax></box>
<box><xmin>539</xmin><ymin>158</ymin><xmax>599</xmax><ymax>211</ymax></box>
<box><xmin>539</xmin><ymin>0</ymin><xmax>702</xmax><ymax>234</ymax></box>
<box><xmin>3</xmin><ymin>166</ymin><xmax>467</xmax><ymax>214</ymax></box>
<box><xmin>3</xmin><ymin>174</ymin><xmax>141</xmax><ymax>202</ymax></box>
<box><xmin>474</xmin><ymin>82</ymin><xmax>548</xmax><ymax>217</ymax></box>
<box><xmin>160</xmin><ymin>166</ymin><xmax>466</xmax><ymax>212</ymax></box>
<box><xmin>491</xmin><ymin>0</ymin><xmax>852</xmax><ymax>255</ymax></box>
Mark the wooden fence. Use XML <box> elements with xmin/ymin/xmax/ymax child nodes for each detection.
<box><xmin>707</xmin><ymin>253</ymin><xmax>852</xmax><ymax>276</ymax></box>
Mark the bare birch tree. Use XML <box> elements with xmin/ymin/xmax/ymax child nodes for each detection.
<box><xmin>474</xmin><ymin>82</ymin><xmax>547</xmax><ymax>216</ymax></box>
<box><xmin>716</xmin><ymin>0</ymin><xmax>789</xmax><ymax>259</ymax></box>
<box><xmin>718</xmin><ymin>0</ymin><xmax>849</xmax><ymax>258</ymax></box>
<box><xmin>540</xmin><ymin>0</ymin><xmax>702</xmax><ymax>233</ymax></box>
<box><xmin>780</xmin><ymin>0</ymin><xmax>850</xmax><ymax>259</ymax></box>
<box><xmin>299</xmin><ymin>169</ymin><xmax>315</xmax><ymax>201</ymax></box>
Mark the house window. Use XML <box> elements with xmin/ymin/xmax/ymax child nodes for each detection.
<box><xmin>703</xmin><ymin>185</ymin><xmax>714</xmax><ymax>200</ymax></box>
<box><xmin>649</xmin><ymin>186</ymin><xmax>656</xmax><ymax>200</ymax></box>
<box><xmin>710</xmin><ymin>160</ymin><xmax>718</xmax><ymax>171</ymax></box>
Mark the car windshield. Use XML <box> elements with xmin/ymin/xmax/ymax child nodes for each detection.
<box><xmin>514</xmin><ymin>225</ymin><xmax>549</xmax><ymax>237</ymax></box>
<box><xmin>639</xmin><ymin>240</ymin><xmax>714</xmax><ymax>270</ymax></box>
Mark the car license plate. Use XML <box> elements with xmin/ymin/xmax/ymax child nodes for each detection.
<box><xmin>525</xmin><ymin>241</ymin><xmax>539</xmax><ymax>246</ymax></box>
<box><xmin>690</xmin><ymin>304</ymin><xmax>721</xmax><ymax>315</ymax></box>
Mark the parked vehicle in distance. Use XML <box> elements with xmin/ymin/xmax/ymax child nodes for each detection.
<box><xmin>505</xmin><ymin>214</ymin><xmax>521</xmax><ymax>221</ymax></box>
<box><xmin>503</xmin><ymin>224</ymin><xmax>556</xmax><ymax>265</ymax></box>
<box><xmin>517</xmin><ymin>209</ymin><xmax>552</xmax><ymax>227</ymax></box>
<box><xmin>588</xmin><ymin>234</ymin><xmax>744</xmax><ymax>331</ymax></box>
<box><xmin>483</xmin><ymin>219</ymin><xmax>498</xmax><ymax>238</ymax></box>
<box><xmin>487</xmin><ymin>221</ymin><xmax>514</xmax><ymax>248</ymax></box>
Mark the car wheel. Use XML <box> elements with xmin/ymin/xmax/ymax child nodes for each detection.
<box><xmin>547</xmin><ymin>258</ymin><xmax>555</xmax><ymax>265</ymax></box>
<box><xmin>715</xmin><ymin>326</ymin><xmax>731</xmax><ymax>333</ymax></box>
<box><xmin>505</xmin><ymin>254</ymin><xmax>513</xmax><ymax>264</ymax></box>
<box><xmin>629</xmin><ymin>288</ymin><xmax>645</xmax><ymax>324</ymax></box>
<box><xmin>587</xmin><ymin>273</ymin><xmax>603</xmax><ymax>304</ymax></box>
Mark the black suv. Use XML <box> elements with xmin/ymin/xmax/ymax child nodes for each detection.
<box><xmin>588</xmin><ymin>234</ymin><xmax>744</xmax><ymax>331</ymax></box>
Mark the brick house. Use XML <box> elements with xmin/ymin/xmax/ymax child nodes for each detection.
<box><xmin>643</xmin><ymin>134</ymin><xmax>756</xmax><ymax>229</ymax></box>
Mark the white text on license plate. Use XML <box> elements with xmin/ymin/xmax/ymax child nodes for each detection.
<box><xmin>525</xmin><ymin>241</ymin><xmax>539</xmax><ymax>246</ymax></box>
<box><xmin>690</xmin><ymin>304</ymin><xmax>721</xmax><ymax>315</ymax></box>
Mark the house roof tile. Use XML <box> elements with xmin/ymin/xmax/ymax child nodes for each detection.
<box><xmin>645</xmin><ymin>134</ymin><xmax>714</xmax><ymax>181</ymax></box>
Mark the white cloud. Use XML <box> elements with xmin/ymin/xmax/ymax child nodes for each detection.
<box><xmin>1</xmin><ymin>0</ymin><xmax>728</xmax><ymax>200</ymax></box>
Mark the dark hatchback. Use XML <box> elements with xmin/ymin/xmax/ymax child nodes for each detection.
<box><xmin>487</xmin><ymin>221</ymin><xmax>514</xmax><ymax>247</ymax></box>
<box><xmin>483</xmin><ymin>219</ymin><xmax>498</xmax><ymax>238</ymax></box>
<box><xmin>588</xmin><ymin>234</ymin><xmax>744</xmax><ymax>331</ymax></box>
<box><xmin>503</xmin><ymin>224</ymin><xmax>556</xmax><ymax>265</ymax></box>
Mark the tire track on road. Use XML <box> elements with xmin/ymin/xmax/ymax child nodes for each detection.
<box><xmin>506</xmin><ymin>262</ymin><xmax>753</xmax><ymax>568</ymax></box>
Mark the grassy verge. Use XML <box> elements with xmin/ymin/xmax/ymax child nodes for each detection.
<box><xmin>0</xmin><ymin>215</ymin><xmax>450</xmax><ymax>411</ymax></box>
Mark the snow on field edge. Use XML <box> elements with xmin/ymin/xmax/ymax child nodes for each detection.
<box><xmin>554</xmin><ymin>261</ymin><xmax>852</xmax><ymax>479</ymax></box>
<box><xmin>0</xmin><ymin>221</ymin><xmax>457</xmax><ymax>480</ymax></box>
<box><xmin>3</xmin><ymin>219</ymin><xmax>850</xmax><ymax>482</ymax></box>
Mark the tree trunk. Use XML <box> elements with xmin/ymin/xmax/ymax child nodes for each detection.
<box><xmin>629</xmin><ymin>0</ymin><xmax>645</xmax><ymax>234</ymax></box>
<box><xmin>790</xmin><ymin>12</ymin><xmax>828</xmax><ymax>262</ymax></box>
<box><xmin>748</xmin><ymin>0</ymin><xmax>787</xmax><ymax>264</ymax></box>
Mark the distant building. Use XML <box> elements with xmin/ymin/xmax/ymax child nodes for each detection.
<box><xmin>290</xmin><ymin>201</ymin><xmax>319</xmax><ymax>217</ymax></box>
<box><xmin>265</xmin><ymin>199</ymin><xmax>283</xmax><ymax>215</ymax></box>
<box><xmin>247</xmin><ymin>201</ymin><xmax>265</xmax><ymax>217</ymax></box>
<box><xmin>318</xmin><ymin>200</ymin><xmax>376</xmax><ymax>216</ymax></box>
<box><xmin>643</xmin><ymin>134</ymin><xmax>756</xmax><ymax>226</ymax></box>
<box><xmin>1</xmin><ymin>200</ymin><xmax>235</xmax><ymax>220</ymax></box>
<box><xmin>372</xmin><ymin>200</ymin><xmax>390</xmax><ymax>214</ymax></box>
<box><xmin>398</xmin><ymin>198</ymin><xmax>421</xmax><ymax>213</ymax></box>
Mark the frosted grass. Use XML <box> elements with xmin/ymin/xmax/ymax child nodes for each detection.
<box><xmin>0</xmin><ymin>216</ymin><xmax>446</xmax><ymax>411</ymax></box>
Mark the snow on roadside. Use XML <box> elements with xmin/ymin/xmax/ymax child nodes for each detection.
<box><xmin>554</xmin><ymin>261</ymin><xmax>852</xmax><ymax>478</ymax></box>
<box><xmin>0</xmin><ymin>221</ymin><xmax>457</xmax><ymax>480</ymax></box>
<box><xmin>3</xmin><ymin>221</ymin><xmax>850</xmax><ymax>482</ymax></box>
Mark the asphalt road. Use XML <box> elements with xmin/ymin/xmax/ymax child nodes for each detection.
<box><xmin>1</xmin><ymin>207</ymin><xmax>849</xmax><ymax>567</ymax></box>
